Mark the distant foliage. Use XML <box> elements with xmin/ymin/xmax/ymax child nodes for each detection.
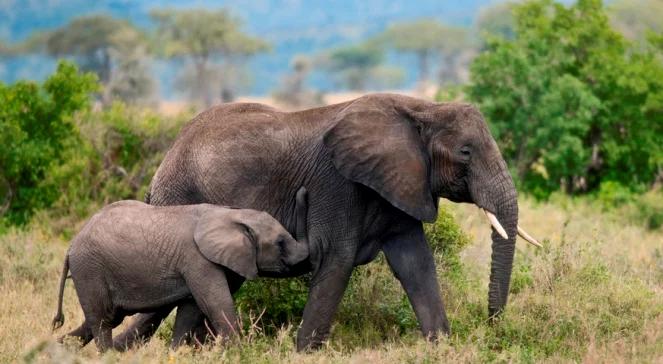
<box><xmin>0</xmin><ymin>61</ymin><xmax>97</xmax><ymax>224</ymax></box>
<box><xmin>467</xmin><ymin>0</ymin><xmax>663</xmax><ymax>198</ymax></box>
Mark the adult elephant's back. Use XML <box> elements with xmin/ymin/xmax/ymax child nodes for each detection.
<box><xmin>149</xmin><ymin>102</ymin><xmax>332</xmax><ymax>214</ymax></box>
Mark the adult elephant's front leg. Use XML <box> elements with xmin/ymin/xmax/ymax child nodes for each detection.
<box><xmin>296</xmin><ymin>245</ymin><xmax>355</xmax><ymax>351</ymax></box>
<box><xmin>382</xmin><ymin>222</ymin><xmax>450</xmax><ymax>338</ymax></box>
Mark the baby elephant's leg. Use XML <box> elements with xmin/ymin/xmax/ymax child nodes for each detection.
<box><xmin>112</xmin><ymin>305</ymin><xmax>174</xmax><ymax>351</ymax></box>
<box><xmin>58</xmin><ymin>322</ymin><xmax>93</xmax><ymax>347</ymax></box>
<box><xmin>75</xmin><ymin>278</ymin><xmax>121</xmax><ymax>352</ymax></box>
<box><xmin>185</xmin><ymin>265</ymin><xmax>239</xmax><ymax>341</ymax></box>
<box><xmin>89</xmin><ymin>313</ymin><xmax>126</xmax><ymax>351</ymax></box>
<box><xmin>91</xmin><ymin>321</ymin><xmax>113</xmax><ymax>352</ymax></box>
<box><xmin>171</xmin><ymin>299</ymin><xmax>214</xmax><ymax>348</ymax></box>
<box><xmin>171</xmin><ymin>271</ymin><xmax>245</xmax><ymax>348</ymax></box>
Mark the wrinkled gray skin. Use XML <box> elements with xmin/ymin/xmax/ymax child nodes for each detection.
<box><xmin>52</xmin><ymin>188</ymin><xmax>309</xmax><ymax>352</ymax></box>
<box><xmin>115</xmin><ymin>93</ymin><xmax>518</xmax><ymax>351</ymax></box>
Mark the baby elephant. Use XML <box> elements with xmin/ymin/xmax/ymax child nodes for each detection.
<box><xmin>52</xmin><ymin>187</ymin><xmax>309</xmax><ymax>352</ymax></box>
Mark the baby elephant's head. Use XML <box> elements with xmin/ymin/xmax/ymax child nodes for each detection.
<box><xmin>194</xmin><ymin>205</ymin><xmax>309</xmax><ymax>279</ymax></box>
<box><xmin>248</xmin><ymin>212</ymin><xmax>309</xmax><ymax>274</ymax></box>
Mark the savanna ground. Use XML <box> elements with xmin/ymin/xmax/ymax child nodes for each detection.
<box><xmin>2</xmin><ymin>195</ymin><xmax>661</xmax><ymax>363</ymax></box>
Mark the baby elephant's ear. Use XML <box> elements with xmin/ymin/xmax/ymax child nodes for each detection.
<box><xmin>194</xmin><ymin>211</ymin><xmax>258</xmax><ymax>279</ymax></box>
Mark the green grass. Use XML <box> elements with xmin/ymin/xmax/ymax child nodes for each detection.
<box><xmin>1</xmin><ymin>197</ymin><xmax>662</xmax><ymax>363</ymax></box>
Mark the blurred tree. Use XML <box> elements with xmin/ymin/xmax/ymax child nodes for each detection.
<box><xmin>379</xmin><ymin>19</ymin><xmax>471</xmax><ymax>85</ymax></box>
<box><xmin>468</xmin><ymin>0</ymin><xmax>663</xmax><ymax>198</ymax></box>
<box><xmin>369</xmin><ymin>65</ymin><xmax>405</xmax><ymax>89</ymax></box>
<box><xmin>273</xmin><ymin>55</ymin><xmax>323</xmax><ymax>108</ymax></box>
<box><xmin>608</xmin><ymin>0</ymin><xmax>663</xmax><ymax>42</ymax></box>
<box><xmin>15</xmin><ymin>15</ymin><xmax>154</xmax><ymax>105</ymax></box>
<box><xmin>324</xmin><ymin>43</ymin><xmax>384</xmax><ymax>91</ymax></box>
<box><xmin>150</xmin><ymin>8</ymin><xmax>269</xmax><ymax>106</ymax></box>
<box><xmin>0</xmin><ymin>39</ymin><xmax>11</xmax><ymax>57</ymax></box>
<box><xmin>106</xmin><ymin>26</ymin><xmax>156</xmax><ymax>106</ymax></box>
<box><xmin>475</xmin><ymin>2</ymin><xmax>517</xmax><ymax>42</ymax></box>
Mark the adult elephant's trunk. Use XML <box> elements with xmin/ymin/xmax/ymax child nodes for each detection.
<box><xmin>471</xmin><ymin>161</ymin><xmax>518</xmax><ymax>318</ymax></box>
<box><xmin>486</xmin><ymin>174</ymin><xmax>517</xmax><ymax>317</ymax></box>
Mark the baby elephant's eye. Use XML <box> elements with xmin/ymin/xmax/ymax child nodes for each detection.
<box><xmin>459</xmin><ymin>145</ymin><xmax>471</xmax><ymax>157</ymax></box>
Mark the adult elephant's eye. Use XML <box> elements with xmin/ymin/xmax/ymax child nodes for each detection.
<box><xmin>460</xmin><ymin>146</ymin><xmax>471</xmax><ymax>157</ymax></box>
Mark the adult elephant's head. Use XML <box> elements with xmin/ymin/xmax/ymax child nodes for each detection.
<box><xmin>324</xmin><ymin>94</ymin><xmax>540</xmax><ymax>317</ymax></box>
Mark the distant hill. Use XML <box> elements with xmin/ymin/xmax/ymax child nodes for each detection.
<box><xmin>0</xmin><ymin>0</ymin><xmax>497</xmax><ymax>96</ymax></box>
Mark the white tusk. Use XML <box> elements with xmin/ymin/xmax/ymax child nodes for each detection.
<box><xmin>517</xmin><ymin>225</ymin><xmax>543</xmax><ymax>247</ymax></box>
<box><xmin>483</xmin><ymin>209</ymin><xmax>508</xmax><ymax>239</ymax></box>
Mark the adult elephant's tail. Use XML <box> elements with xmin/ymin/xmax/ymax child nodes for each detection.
<box><xmin>52</xmin><ymin>255</ymin><xmax>69</xmax><ymax>331</ymax></box>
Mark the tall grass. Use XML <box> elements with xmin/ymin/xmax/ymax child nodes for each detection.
<box><xmin>2</xmin><ymin>197</ymin><xmax>661</xmax><ymax>363</ymax></box>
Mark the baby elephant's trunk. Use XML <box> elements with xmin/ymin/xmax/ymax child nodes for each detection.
<box><xmin>52</xmin><ymin>255</ymin><xmax>69</xmax><ymax>331</ymax></box>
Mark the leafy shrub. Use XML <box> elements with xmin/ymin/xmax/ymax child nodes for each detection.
<box><xmin>593</xmin><ymin>183</ymin><xmax>663</xmax><ymax>230</ymax></box>
<box><xmin>0</xmin><ymin>61</ymin><xmax>97</xmax><ymax>224</ymax></box>
<box><xmin>424</xmin><ymin>207</ymin><xmax>472</xmax><ymax>285</ymax></box>
<box><xmin>595</xmin><ymin>180</ymin><xmax>636</xmax><ymax>208</ymax></box>
<box><xmin>509</xmin><ymin>259</ymin><xmax>534</xmax><ymax>295</ymax></box>
<box><xmin>234</xmin><ymin>276</ymin><xmax>309</xmax><ymax>334</ymax></box>
<box><xmin>633</xmin><ymin>190</ymin><xmax>663</xmax><ymax>230</ymax></box>
<box><xmin>0</xmin><ymin>61</ymin><xmax>189</xmax><ymax>231</ymax></box>
<box><xmin>37</xmin><ymin>102</ymin><xmax>188</xmax><ymax>237</ymax></box>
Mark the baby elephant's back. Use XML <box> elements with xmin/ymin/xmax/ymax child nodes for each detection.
<box><xmin>69</xmin><ymin>201</ymin><xmax>199</xmax><ymax>272</ymax></box>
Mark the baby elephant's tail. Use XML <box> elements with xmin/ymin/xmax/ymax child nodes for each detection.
<box><xmin>52</xmin><ymin>255</ymin><xmax>69</xmax><ymax>331</ymax></box>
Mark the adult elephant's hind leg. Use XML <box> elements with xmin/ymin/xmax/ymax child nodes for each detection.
<box><xmin>381</xmin><ymin>223</ymin><xmax>450</xmax><ymax>339</ymax></box>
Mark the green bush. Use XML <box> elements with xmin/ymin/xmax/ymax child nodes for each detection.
<box><xmin>0</xmin><ymin>61</ymin><xmax>189</xmax><ymax>231</ymax></box>
<box><xmin>234</xmin><ymin>276</ymin><xmax>310</xmax><ymax>334</ymax></box>
<box><xmin>633</xmin><ymin>190</ymin><xmax>663</xmax><ymax>230</ymax></box>
<box><xmin>595</xmin><ymin>180</ymin><xmax>636</xmax><ymax>208</ymax></box>
<box><xmin>592</xmin><ymin>183</ymin><xmax>663</xmax><ymax>230</ymax></box>
<box><xmin>36</xmin><ymin>102</ymin><xmax>187</xmax><ymax>237</ymax></box>
<box><xmin>0</xmin><ymin>61</ymin><xmax>97</xmax><ymax>224</ymax></box>
<box><xmin>424</xmin><ymin>207</ymin><xmax>472</xmax><ymax>286</ymax></box>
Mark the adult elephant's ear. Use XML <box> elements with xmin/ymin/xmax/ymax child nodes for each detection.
<box><xmin>324</xmin><ymin>107</ymin><xmax>437</xmax><ymax>222</ymax></box>
<box><xmin>194</xmin><ymin>211</ymin><xmax>258</xmax><ymax>279</ymax></box>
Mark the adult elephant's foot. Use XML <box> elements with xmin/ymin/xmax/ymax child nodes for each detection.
<box><xmin>295</xmin><ymin>259</ymin><xmax>354</xmax><ymax>352</ymax></box>
<box><xmin>112</xmin><ymin>307</ymin><xmax>172</xmax><ymax>351</ymax></box>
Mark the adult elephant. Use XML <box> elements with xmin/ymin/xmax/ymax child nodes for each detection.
<box><xmin>114</xmin><ymin>93</ymin><xmax>539</xmax><ymax>351</ymax></box>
